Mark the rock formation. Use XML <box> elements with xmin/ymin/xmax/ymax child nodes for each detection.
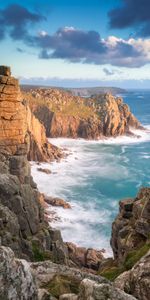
<box><xmin>26</xmin><ymin>105</ymin><xmax>63</xmax><ymax>162</ymax></box>
<box><xmin>24</xmin><ymin>87</ymin><xmax>143</xmax><ymax>140</ymax></box>
<box><xmin>66</xmin><ymin>242</ymin><xmax>104</xmax><ymax>270</ymax></box>
<box><xmin>114</xmin><ymin>250</ymin><xmax>150</xmax><ymax>300</ymax></box>
<box><xmin>0</xmin><ymin>66</ymin><xmax>68</xmax><ymax>263</ymax></box>
<box><xmin>0</xmin><ymin>65</ymin><xmax>62</xmax><ymax>162</ymax></box>
<box><xmin>30</xmin><ymin>260</ymin><xmax>136</xmax><ymax>300</ymax></box>
<box><xmin>111</xmin><ymin>187</ymin><xmax>150</xmax><ymax>263</ymax></box>
<box><xmin>0</xmin><ymin>66</ymin><xmax>149</xmax><ymax>300</ymax></box>
<box><xmin>0</xmin><ymin>246</ymin><xmax>38</xmax><ymax>300</ymax></box>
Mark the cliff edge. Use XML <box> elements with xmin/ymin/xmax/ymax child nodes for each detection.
<box><xmin>24</xmin><ymin>87</ymin><xmax>143</xmax><ymax>140</ymax></box>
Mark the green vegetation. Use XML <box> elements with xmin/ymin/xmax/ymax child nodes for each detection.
<box><xmin>32</xmin><ymin>241</ymin><xmax>52</xmax><ymax>262</ymax></box>
<box><xmin>124</xmin><ymin>243</ymin><xmax>150</xmax><ymax>270</ymax></box>
<box><xmin>42</xmin><ymin>275</ymin><xmax>80</xmax><ymax>298</ymax></box>
<box><xmin>99</xmin><ymin>242</ymin><xmax>150</xmax><ymax>281</ymax></box>
<box><xmin>24</xmin><ymin>90</ymin><xmax>97</xmax><ymax>119</ymax></box>
<box><xmin>99</xmin><ymin>266</ymin><xmax>124</xmax><ymax>281</ymax></box>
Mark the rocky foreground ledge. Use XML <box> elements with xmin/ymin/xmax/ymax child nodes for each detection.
<box><xmin>0</xmin><ymin>66</ymin><xmax>149</xmax><ymax>299</ymax></box>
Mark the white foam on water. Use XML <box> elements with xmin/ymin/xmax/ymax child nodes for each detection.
<box><xmin>31</xmin><ymin>125</ymin><xmax>150</xmax><ymax>256</ymax></box>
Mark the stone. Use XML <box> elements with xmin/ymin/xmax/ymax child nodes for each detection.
<box><xmin>38</xmin><ymin>288</ymin><xmax>57</xmax><ymax>300</ymax></box>
<box><xmin>111</xmin><ymin>187</ymin><xmax>150</xmax><ymax>262</ymax></box>
<box><xmin>0</xmin><ymin>66</ymin><xmax>11</xmax><ymax>76</ymax></box>
<box><xmin>37</xmin><ymin>168</ymin><xmax>52</xmax><ymax>174</ymax></box>
<box><xmin>44</xmin><ymin>196</ymin><xmax>71</xmax><ymax>209</ymax></box>
<box><xmin>66</xmin><ymin>242</ymin><xmax>104</xmax><ymax>270</ymax></box>
<box><xmin>0</xmin><ymin>246</ymin><xmax>38</xmax><ymax>299</ymax></box>
<box><xmin>59</xmin><ymin>294</ymin><xmax>78</xmax><ymax>300</ymax></box>
<box><xmin>78</xmin><ymin>279</ymin><xmax>136</xmax><ymax>300</ymax></box>
<box><xmin>114</xmin><ymin>251</ymin><xmax>150</xmax><ymax>300</ymax></box>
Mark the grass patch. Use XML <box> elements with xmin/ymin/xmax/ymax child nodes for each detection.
<box><xmin>42</xmin><ymin>275</ymin><xmax>80</xmax><ymax>298</ymax></box>
<box><xmin>99</xmin><ymin>266</ymin><xmax>125</xmax><ymax>281</ymax></box>
<box><xmin>99</xmin><ymin>243</ymin><xmax>150</xmax><ymax>281</ymax></box>
<box><xmin>124</xmin><ymin>243</ymin><xmax>150</xmax><ymax>270</ymax></box>
<box><xmin>32</xmin><ymin>242</ymin><xmax>52</xmax><ymax>262</ymax></box>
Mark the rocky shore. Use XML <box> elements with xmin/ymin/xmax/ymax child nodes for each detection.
<box><xmin>24</xmin><ymin>87</ymin><xmax>143</xmax><ymax>140</ymax></box>
<box><xmin>0</xmin><ymin>66</ymin><xmax>149</xmax><ymax>300</ymax></box>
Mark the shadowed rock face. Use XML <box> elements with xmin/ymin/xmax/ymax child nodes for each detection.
<box><xmin>111</xmin><ymin>187</ymin><xmax>150</xmax><ymax>262</ymax></box>
<box><xmin>114</xmin><ymin>251</ymin><xmax>150</xmax><ymax>300</ymax></box>
<box><xmin>24</xmin><ymin>88</ymin><xmax>143</xmax><ymax>140</ymax></box>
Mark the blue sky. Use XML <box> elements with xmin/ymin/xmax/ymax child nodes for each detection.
<box><xmin>1</xmin><ymin>0</ymin><xmax>150</xmax><ymax>88</ymax></box>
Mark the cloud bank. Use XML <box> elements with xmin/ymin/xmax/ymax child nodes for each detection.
<box><xmin>1</xmin><ymin>3</ymin><xmax>150</xmax><ymax>68</ymax></box>
<box><xmin>108</xmin><ymin>0</ymin><xmax>150</xmax><ymax>37</ymax></box>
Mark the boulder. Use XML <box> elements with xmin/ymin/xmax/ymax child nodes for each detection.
<box><xmin>37</xmin><ymin>168</ymin><xmax>52</xmax><ymax>174</ymax></box>
<box><xmin>78</xmin><ymin>279</ymin><xmax>136</xmax><ymax>300</ymax></box>
<box><xmin>44</xmin><ymin>196</ymin><xmax>71</xmax><ymax>209</ymax></box>
<box><xmin>0</xmin><ymin>246</ymin><xmax>38</xmax><ymax>300</ymax></box>
<box><xmin>114</xmin><ymin>250</ymin><xmax>150</xmax><ymax>300</ymax></box>
<box><xmin>66</xmin><ymin>242</ymin><xmax>104</xmax><ymax>270</ymax></box>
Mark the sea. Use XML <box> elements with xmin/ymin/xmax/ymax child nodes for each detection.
<box><xmin>31</xmin><ymin>89</ymin><xmax>150</xmax><ymax>256</ymax></box>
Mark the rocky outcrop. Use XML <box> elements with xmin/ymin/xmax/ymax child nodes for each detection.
<box><xmin>66</xmin><ymin>242</ymin><xmax>104</xmax><ymax>270</ymax></box>
<box><xmin>27</xmin><ymin>105</ymin><xmax>63</xmax><ymax>162</ymax></box>
<box><xmin>0</xmin><ymin>245</ymin><xmax>38</xmax><ymax>300</ymax></box>
<box><xmin>25</xmin><ymin>88</ymin><xmax>143</xmax><ymax>140</ymax></box>
<box><xmin>30</xmin><ymin>260</ymin><xmax>136</xmax><ymax>299</ymax></box>
<box><xmin>111</xmin><ymin>187</ymin><xmax>150</xmax><ymax>263</ymax></box>
<box><xmin>114</xmin><ymin>250</ymin><xmax>150</xmax><ymax>300</ymax></box>
<box><xmin>44</xmin><ymin>196</ymin><xmax>71</xmax><ymax>209</ymax></box>
<box><xmin>0</xmin><ymin>65</ymin><xmax>62</xmax><ymax>162</ymax></box>
<box><xmin>0</xmin><ymin>66</ymin><xmax>68</xmax><ymax>264</ymax></box>
<box><xmin>78</xmin><ymin>278</ymin><xmax>136</xmax><ymax>300</ymax></box>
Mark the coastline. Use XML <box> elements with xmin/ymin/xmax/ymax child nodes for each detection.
<box><xmin>31</xmin><ymin>125</ymin><xmax>150</xmax><ymax>257</ymax></box>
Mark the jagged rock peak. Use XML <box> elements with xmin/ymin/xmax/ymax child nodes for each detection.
<box><xmin>0</xmin><ymin>65</ymin><xmax>11</xmax><ymax>76</ymax></box>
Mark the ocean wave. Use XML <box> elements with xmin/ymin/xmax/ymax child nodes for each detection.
<box><xmin>48</xmin><ymin>125</ymin><xmax>150</xmax><ymax>147</ymax></box>
<box><xmin>31</xmin><ymin>125</ymin><xmax>150</xmax><ymax>256</ymax></box>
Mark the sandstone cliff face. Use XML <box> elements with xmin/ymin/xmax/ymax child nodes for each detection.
<box><xmin>0</xmin><ymin>66</ymin><xmax>68</xmax><ymax>264</ymax></box>
<box><xmin>0</xmin><ymin>66</ymin><xmax>62</xmax><ymax>162</ymax></box>
<box><xmin>25</xmin><ymin>88</ymin><xmax>142</xmax><ymax>140</ymax></box>
<box><xmin>26</xmin><ymin>106</ymin><xmax>63</xmax><ymax>162</ymax></box>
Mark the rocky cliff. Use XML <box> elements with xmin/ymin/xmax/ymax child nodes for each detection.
<box><xmin>0</xmin><ymin>65</ymin><xmax>62</xmax><ymax>162</ymax></box>
<box><xmin>111</xmin><ymin>187</ymin><xmax>150</xmax><ymax>263</ymax></box>
<box><xmin>0</xmin><ymin>66</ymin><xmax>68</xmax><ymax>263</ymax></box>
<box><xmin>24</xmin><ymin>87</ymin><xmax>143</xmax><ymax>140</ymax></box>
<box><xmin>98</xmin><ymin>187</ymin><xmax>150</xmax><ymax>299</ymax></box>
<box><xmin>0</xmin><ymin>66</ymin><xmax>149</xmax><ymax>300</ymax></box>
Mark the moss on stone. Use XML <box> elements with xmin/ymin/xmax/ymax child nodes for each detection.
<box><xmin>32</xmin><ymin>242</ymin><xmax>52</xmax><ymax>262</ymax></box>
<box><xmin>42</xmin><ymin>275</ymin><xmax>80</xmax><ymax>298</ymax></box>
<box><xmin>99</xmin><ymin>266</ymin><xmax>125</xmax><ymax>281</ymax></box>
<box><xmin>124</xmin><ymin>243</ymin><xmax>150</xmax><ymax>270</ymax></box>
<box><xmin>99</xmin><ymin>243</ymin><xmax>150</xmax><ymax>281</ymax></box>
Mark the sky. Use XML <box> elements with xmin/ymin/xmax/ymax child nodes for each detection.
<box><xmin>1</xmin><ymin>0</ymin><xmax>150</xmax><ymax>88</ymax></box>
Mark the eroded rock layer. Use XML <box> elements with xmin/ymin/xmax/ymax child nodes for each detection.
<box><xmin>0</xmin><ymin>66</ymin><xmax>68</xmax><ymax>263</ymax></box>
<box><xmin>24</xmin><ymin>87</ymin><xmax>143</xmax><ymax>139</ymax></box>
<box><xmin>0</xmin><ymin>66</ymin><xmax>62</xmax><ymax>162</ymax></box>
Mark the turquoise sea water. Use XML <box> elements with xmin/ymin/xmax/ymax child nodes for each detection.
<box><xmin>31</xmin><ymin>90</ymin><xmax>150</xmax><ymax>256</ymax></box>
